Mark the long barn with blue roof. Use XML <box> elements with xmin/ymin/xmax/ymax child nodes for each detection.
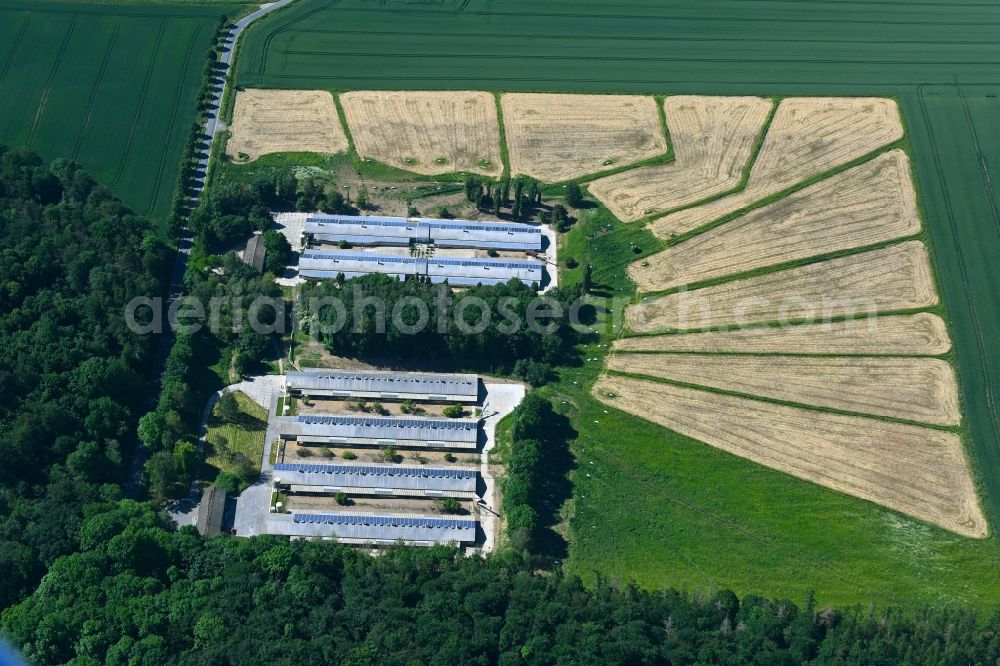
<box><xmin>304</xmin><ymin>213</ymin><xmax>543</xmax><ymax>251</ymax></box>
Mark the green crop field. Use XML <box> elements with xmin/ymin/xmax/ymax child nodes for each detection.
<box><xmin>0</xmin><ymin>0</ymin><xmax>227</xmax><ymax>222</ymax></box>
<box><xmin>233</xmin><ymin>0</ymin><xmax>1000</xmax><ymax>607</ymax></box>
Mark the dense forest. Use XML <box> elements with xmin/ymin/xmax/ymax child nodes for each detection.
<box><xmin>300</xmin><ymin>275</ymin><xmax>583</xmax><ymax>373</ymax></box>
<box><xmin>5</xmin><ymin>502</ymin><xmax>1000</xmax><ymax>665</ymax></box>
<box><xmin>0</xmin><ymin>146</ymin><xmax>170</xmax><ymax>611</ymax></box>
<box><xmin>5</xmin><ymin>148</ymin><xmax>1000</xmax><ymax>665</ymax></box>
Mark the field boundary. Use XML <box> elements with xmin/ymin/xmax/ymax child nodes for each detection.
<box><xmin>492</xmin><ymin>91</ymin><xmax>510</xmax><ymax>178</ymax></box>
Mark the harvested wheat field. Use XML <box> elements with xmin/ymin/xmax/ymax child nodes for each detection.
<box><xmin>607</xmin><ymin>354</ymin><xmax>960</xmax><ymax>426</ymax></box>
<box><xmin>628</xmin><ymin>241</ymin><xmax>937</xmax><ymax>331</ymax></box>
<box><xmin>227</xmin><ymin>89</ymin><xmax>349</xmax><ymax>161</ymax></box>
<box><xmin>593</xmin><ymin>374</ymin><xmax>986</xmax><ymax>537</ymax></box>
<box><xmin>588</xmin><ymin>96</ymin><xmax>772</xmax><ymax>222</ymax></box>
<box><xmin>652</xmin><ymin>97</ymin><xmax>904</xmax><ymax>238</ymax></box>
<box><xmin>613</xmin><ymin>313</ymin><xmax>952</xmax><ymax>356</ymax></box>
<box><xmin>634</xmin><ymin>150</ymin><xmax>920</xmax><ymax>291</ymax></box>
<box><xmin>501</xmin><ymin>93</ymin><xmax>667</xmax><ymax>182</ymax></box>
<box><xmin>340</xmin><ymin>91</ymin><xmax>502</xmax><ymax>176</ymax></box>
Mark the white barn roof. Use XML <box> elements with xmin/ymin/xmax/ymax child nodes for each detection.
<box><xmin>276</xmin><ymin>414</ymin><xmax>479</xmax><ymax>448</ymax></box>
<box><xmin>267</xmin><ymin>512</ymin><xmax>476</xmax><ymax>545</ymax></box>
<box><xmin>305</xmin><ymin>214</ymin><xmax>542</xmax><ymax>251</ymax></box>
<box><xmin>286</xmin><ymin>369</ymin><xmax>479</xmax><ymax>402</ymax></box>
<box><xmin>299</xmin><ymin>250</ymin><xmax>543</xmax><ymax>287</ymax></box>
<box><xmin>273</xmin><ymin>462</ymin><xmax>477</xmax><ymax>494</ymax></box>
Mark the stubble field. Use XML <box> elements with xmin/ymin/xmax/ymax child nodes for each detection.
<box><xmin>607</xmin><ymin>353</ymin><xmax>961</xmax><ymax>426</ymax></box>
<box><xmin>613</xmin><ymin>313</ymin><xmax>952</xmax><ymax>356</ymax></box>
<box><xmin>588</xmin><ymin>96</ymin><xmax>772</xmax><ymax>222</ymax></box>
<box><xmin>628</xmin><ymin>241</ymin><xmax>938</xmax><ymax>331</ymax></box>
<box><xmin>500</xmin><ymin>92</ymin><xmax>667</xmax><ymax>182</ymax></box>
<box><xmin>339</xmin><ymin>90</ymin><xmax>502</xmax><ymax>176</ymax></box>
<box><xmin>633</xmin><ymin>149</ymin><xmax>921</xmax><ymax>290</ymax></box>
<box><xmin>652</xmin><ymin>97</ymin><xmax>904</xmax><ymax>238</ymax></box>
<box><xmin>227</xmin><ymin>89</ymin><xmax>348</xmax><ymax>161</ymax></box>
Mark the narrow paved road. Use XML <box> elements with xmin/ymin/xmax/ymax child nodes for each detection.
<box><xmin>126</xmin><ymin>0</ymin><xmax>296</xmax><ymax>498</ymax></box>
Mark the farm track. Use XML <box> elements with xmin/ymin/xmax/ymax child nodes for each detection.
<box><xmin>142</xmin><ymin>25</ymin><xmax>202</xmax><ymax>216</ymax></box>
<box><xmin>273</xmin><ymin>48</ymin><xmax>1000</xmax><ymax>68</ymax></box>
<box><xmin>958</xmin><ymin>86</ymin><xmax>1000</xmax><ymax>241</ymax></box>
<box><xmin>288</xmin><ymin>26</ymin><xmax>1000</xmax><ymax>47</ymax></box>
<box><xmin>265</xmin><ymin>5</ymin><xmax>1000</xmax><ymax>27</ymax></box>
<box><xmin>0</xmin><ymin>17</ymin><xmax>28</xmax><ymax>83</ymax></box>
<box><xmin>72</xmin><ymin>23</ymin><xmax>119</xmax><ymax>161</ymax></box>
<box><xmin>25</xmin><ymin>16</ymin><xmax>77</xmax><ymax>149</ymax></box>
<box><xmin>109</xmin><ymin>21</ymin><xmax>165</xmax><ymax>188</ymax></box>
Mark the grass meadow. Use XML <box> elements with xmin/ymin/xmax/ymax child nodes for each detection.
<box><xmin>203</xmin><ymin>390</ymin><xmax>268</xmax><ymax>480</ymax></box>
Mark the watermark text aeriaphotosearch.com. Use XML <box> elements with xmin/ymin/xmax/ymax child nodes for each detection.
<box><xmin>124</xmin><ymin>285</ymin><xmax>883</xmax><ymax>338</ymax></box>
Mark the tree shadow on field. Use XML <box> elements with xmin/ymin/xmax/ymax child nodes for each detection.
<box><xmin>534</xmin><ymin>408</ymin><xmax>577</xmax><ymax>564</ymax></box>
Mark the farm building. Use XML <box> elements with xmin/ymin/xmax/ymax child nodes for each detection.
<box><xmin>305</xmin><ymin>214</ymin><xmax>542</xmax><ymax>251</ymax></box>
<box><xmin>265</xmin><ymin>512</ymin><xmax>477</xmax><ymax>546</ymax></box>
<box><xmin>241</xmin><ymin>233</ymin><xmax>266</xmax><ymax>274</ymax></box>
<box><xmin>286</xmin><ymin>369</ymin><xmax>479</xmax><ymax>402</ymax></box>
<box><xmin>298</xmin><ymin>250</ymin><xmax>544</xmax><ymax>287</ymax></box>
<box><xmin>425</xmin><ymin>256</ymin><xmax>544</xmax><ymax>286</ymax></box>
<box><xmin>273</xmin><ymin>462</ymin><xmax>477</xmax><ymax>498</ymax></box>
<box><xmin>196</xmin><ymin>487</ymin><xmax>227</xmax><ymax>537</ymax></box>
<box><xmin>275</xmin><ymin>414</ymin><xmax>480</xmax><ymax>449</ymax></box>
<box><xmin>299</xmin><ymin>251</ymin><xmax>418</xmax><ymax>281</ymax></box>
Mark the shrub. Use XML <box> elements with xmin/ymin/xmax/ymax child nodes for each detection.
<box><xmin>443</xmin><ymin>453</ymin><xmax>456</xmax><ymax>463</ymax></box>
<box><xmin>512</xmin><ymin>359</ymin><xmax>554</xmax><ymax>386</ymax></box>
<box><xmin>565</xmin><ymin>256</ymin><xmax>579</xmax><ymax>269</ymax></box>
<box><xmin>342</xmin><ymin>450</ymin><xmax>357</xmax><ymax>460</ymax></box>
<box><xmin>564</xmin><ymin>181</ymin><xmax>584</xmax><ymax>208</ymax></box>
<box><xmin>298</xmin><ymin>448</ymin><xmax>313</xmax><ymax>458</ymax></box>
<box><xmin>213</xmin><ymin>472</ymin><xmax>241</xmax><ymax>495</ymax></box>
<box><xmin>434</xmin><ymin>498</ymin><xmax>462</xmax><ymax>514</ymax></box>
<box><xmin>334</xmin><ymin>492</ymin><xmax>349</xmax><ymax>506</ymax></box>
<box><xmin>217</xmin><ymin>392</ymin><xmax>239</xmax><ymax>422</ymax></box>
<box><xmin>442</xmin><ymin>404</ymin><xmax>466</xmax><ymax>418</ymax></box>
